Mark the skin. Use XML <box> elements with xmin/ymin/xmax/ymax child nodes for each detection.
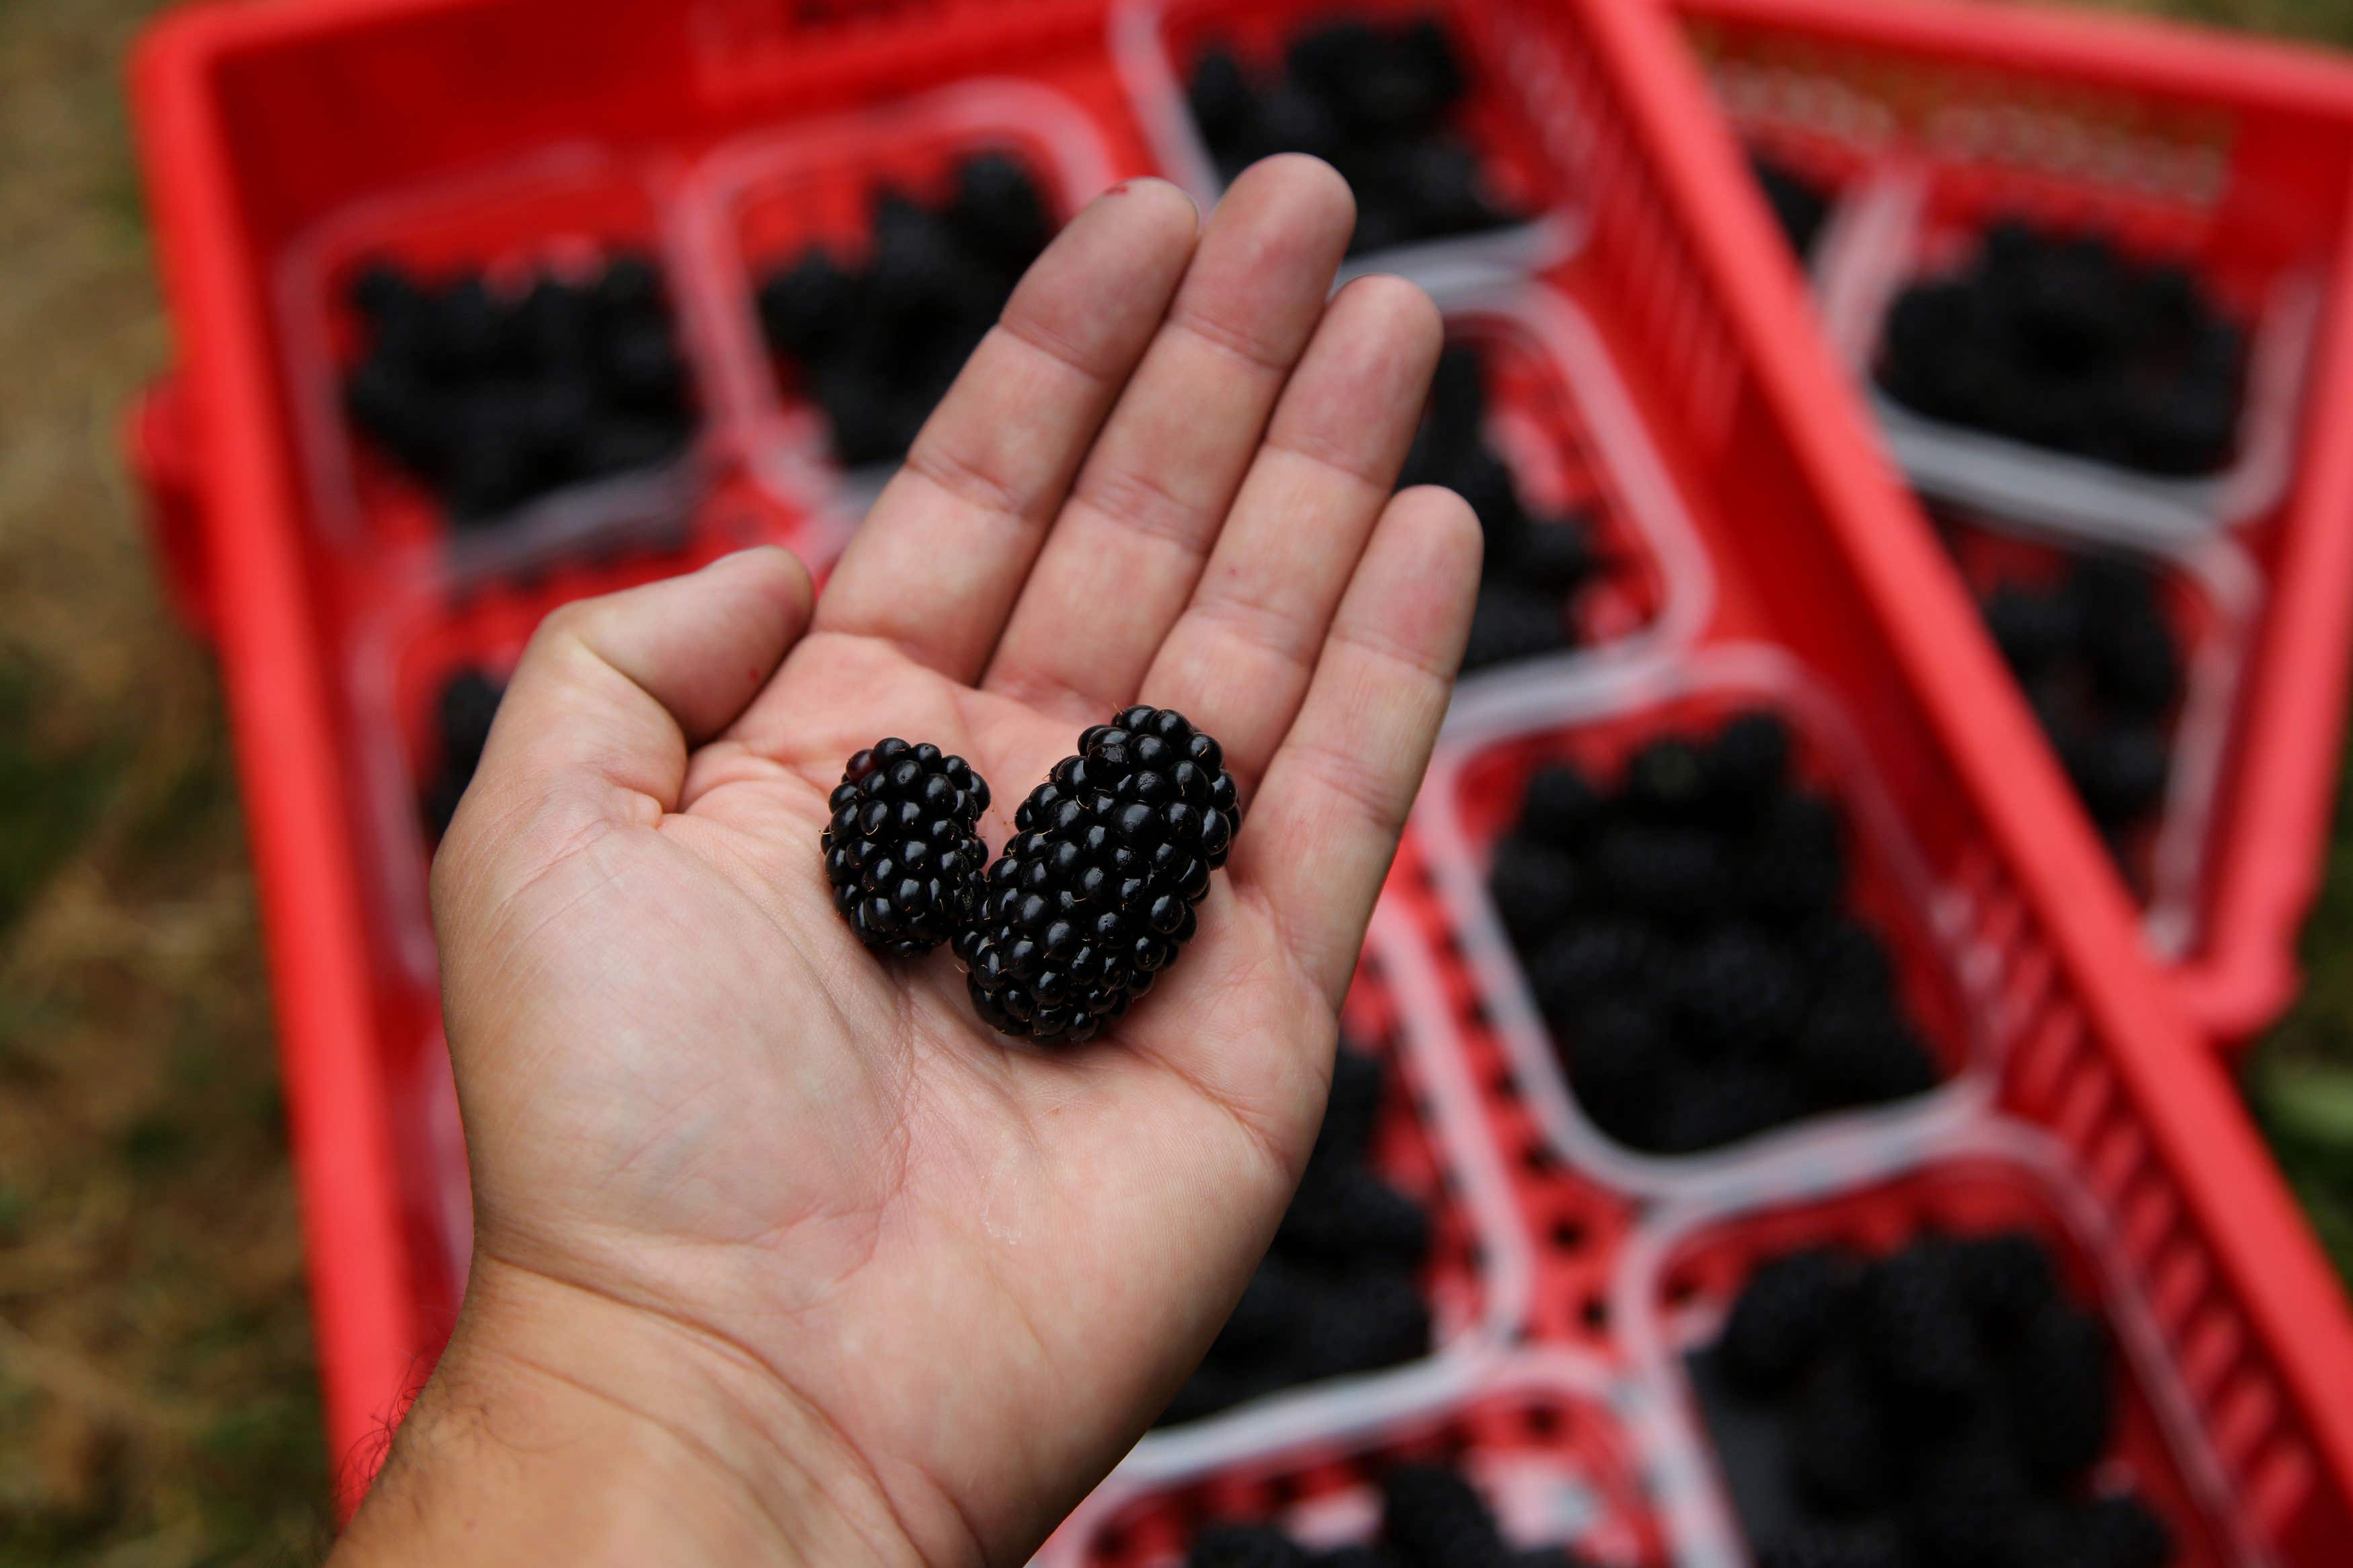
<box><xmin>331</xmin><ymin>155</ymin><xmax>1481</xmax><ymax>1568</ymax></box>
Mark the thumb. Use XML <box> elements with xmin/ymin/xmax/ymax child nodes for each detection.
<box><xmin>451</xmin><ymin>546</ymin><xmax>814</xmax><ymax>850</ymax></box>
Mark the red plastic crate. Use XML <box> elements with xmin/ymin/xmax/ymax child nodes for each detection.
<box><xmin>127</xmin><ymin>0</ymin><xmax>2353</xmax><ymax>1555</ymax></box>
<box><xmin>1673</xmin><ymin>0</ymin><xmax>2353</xmax><ymax>1048</ymax></box>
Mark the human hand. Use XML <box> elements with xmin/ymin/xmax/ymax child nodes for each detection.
<box><xmin>336</xmin><ymin>157</ymin><xmax>1480</xmax><ymax>1568</ymax></box>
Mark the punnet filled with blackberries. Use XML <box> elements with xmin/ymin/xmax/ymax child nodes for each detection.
<box><xmin>1933</xmin><ymin>506</ymin><xmax>2254</xmax><ymax>952</ymax></box>
<box><xmin>1639</xmin><ymin>1147</ymin><xmax>2258</xmax><ymax>1568</ymax></box>
<box><xmin>1427</xmin><ymin>687</ymin><xmax>1972</xmax><ymax>1171</ymax></box>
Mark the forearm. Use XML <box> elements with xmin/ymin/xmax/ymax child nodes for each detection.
<box><xmin>331</xmin><ymin>1260</ymin><xmax>924</xmax><ymax>1568</ymax></box>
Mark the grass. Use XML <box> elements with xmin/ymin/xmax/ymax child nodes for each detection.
<box><xmin>1</xmin><ymin>0</ymin><xmax>2352</xmax><ymax>1561</ymax></box>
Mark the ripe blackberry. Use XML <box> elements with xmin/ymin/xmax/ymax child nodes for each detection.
<box><xmin>1191</xmin><ymin>1523</ymin><xmax>1311</xmax><ymax>1568</ymax></box>
<box><xmin>1487</xmin><ymin>838</ymin><xmax>1583</xmax><ymax>948</ymax></box>
<box><xmin>1648</xmin><ymin>1061</ymin><xmax>1810</xmax><ymax>1154</ymax></box>
<box><xmin>1622</xmin><ymin>735</ymin><xmax>1711</xmax><ymax>817</ymax></box>
<box><xmin>1562</xmin><ymin>994</ymin><xmax>1671</xmax><ymax>1134</ymax></box>
<box><xmin>1675</xmin><ymin>927</ymin><xmax>1807</xmax><ymax>1056</ymax></box>
<box><xmin>821</xmin><ymin>740</ymin><xmax>990</xmax><ymax>958</ymax></box>
<box><xmin>1735</xmin><ymin>793</ymin><xmax>1847</xmax><ymax>920</ymax></box>
<box><xmin>1463</xmin><ymin>585</ymin><xmax>1571</xmax><ymax>672</ymax></box>
<box><xmin>1298</xmin><ymin>1269</ymin><xmax>1432</xmax><ymax>1380</ymax></box>
<box><xmin>1954</xmin><ymin>1229</ymin><xmax>2059</xmax><ymax>1344</ymax></box>
<box><xmin>1757</xmin><ymin>1522</ymin><xmax>1906</xmax><ymax>1568</ymax></box>
<box><xmin>963</xmin><ymin>708</ymin><xmax>1238</xmax><ymax>1043</ymax></box>
<box><xmin>1313</xmin><ymin>1042</ymin><xmax>1388</xmax><ymax>1168</ymax></box>
<box><xmin>1856</xmin><ymin>1237</ymin><xmax>1987</xmax><ymax>1413</ymax></box>
<box><xmin>1792</xmin><ymin>995</ymin><xmax>1940</xmax><ymax>1107</ymax></box>
<box><xmin>1719</xmin><ymin>1246</ymin><xmax>1853</xmax><ymax>1397</ymax></box>
<box><xmin>1278</xmin><ymin>1163</ymin><xmax>1431</xmax><ymax>1266</ymax></box>
<box><xmin>1704</xmin><ymin>709</ymin><xmax>1794</xmax><ymax>811</ymax></box>
<box><xmin>1380</xmin><ymin>1465</ymin><xmax>1510</xmax><ymax>1568</ymax></box>
<box><xmin>1751</xmin><ymin>155</ymin><xmax>1832</xmax><ymax>261</ymax></box>
<box><xmin>1519</xmin><ymin>761</ymin><xmax>1605</xmax><ymax>845</ymax></box>
<box><xmin>1590</xmin><ymin>821</ymin><xmax>1724</xmax><ymax>919</ymax></box>
<box><xmin>2003</xmin><ymin>1301</ymin><xmax>2113</xmax><ymax>1483</ymax></box>
<box><xmin>1981</xmin><ymin>581</ymin><xmax>2078</xmax><ymax>679</ymax></box>
<box><xmin>1795</xmin><ymin>916</ymin><xmax>1898</xmax><ymax>1005</ymax></box>
<box><xmin>1905</xmin><ymin>1419</ymin><xmax>2038</xmax><ymax>1568</ymax></box>
<box><xmin>2072</xmin><ymin>1493</ymin><xmax>2173</xmax><ymax>1568</ymax></box>
<box><xmin>1528</xmin><ymin>919</ymin><xmax>1661</xmax><ymax>1022</ymax></box>
<box><xmin>420</xmin><ymin>666</ymin><xmax>505</xmax><ymax>840</ymax></box>
<box><xmin>1790</xmin><ymin>1346</ymin><xmax>1894</xmax><ymax>1512</ymax></box>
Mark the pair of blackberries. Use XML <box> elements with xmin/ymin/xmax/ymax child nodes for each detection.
<box><xmin>1187</xmin><ymin>16</ymin><xmax>1527</xmax><ymax>256</ymax></box>
<box><xmin>1398</xmin><ymin>341</ymin><xmax>1605</xmax><ymax>673</ymax></box>
<box><xmin>1878</xmin><ymin>216</ymin><xmax>2245</xmax><ymax>476</ymax></box>
<box><xmin>1964</xmin><ymin>538</ymin><xmax>2184</xmax><ymax>877</ymax></box>
<box><xmin>1488</xmin><ymin>710</ymin><xmax>1940</xmax><ymax>1155</ymax></box>
<box><xmin>1713</xmin><ymin>1231</ymin><xmax>2173</xmax><ymax>1568</ymax></box>
<box><xmin>420</xmin><ymin>666</ymin><xmax>506</xmax><ymax>840</ymax></box>
<box><xmin>822</xmin><ymin>709</ymin><xmax>1241</xmax><ymax>1044</ymax></box>
<box><xmin>756</xmin><ymin>151</ymin><xmax>1054</xmax><ymax>468</ymax></box>
<box><xmin>1752</xmin><ymin>153</ymin><xmax>1831</xmax><ymax>261</ymax></box>
<box><xmin>344</xmin><ymin>253</ymin><xmax>699</xmax><ymax>524</ymax></box>
<box><xmin>1160</xmin><ymin>1044</ymin><xmax>1433</xmax><ymax>1426</ymax></box>
<box><xmin>1184</xmin><ymin>1464</ymin><xmax>1594</xmax><ymax>1568</ymax></box>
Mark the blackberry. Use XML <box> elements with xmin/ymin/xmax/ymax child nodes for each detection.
<box><xmin>1562</xmin><ymin>993</ymin><xmax>1671</xmax><ymax>1139</ymax></box>
<box><xmin>1757</xmin><ymin>1522</ymin><xmax>1906</xmax><ymax>1568</ymax></box>
<box><xmin>1316</xmin><ymin>1547</ymin><xmax>1400</xmax><ymax>1568</ymax></box>
<box><xmin>1528</xmin><ymin>919</ymin><xmax>1659</xmax><ymax>1021</ymax></box>
<box><xmin>1519</xmin><ymin>761</ymin><xmax>1605</xmax><ymax>845</ymax></box>
<box><xmin>821</xmin><ymin>740</ymin><xmax>991</xmax><ymax>958</ymax></box>
<box><xmin>1794</xmin><ymin>916</ymin><xmax>1898</xmax><ymax>1005</ymax></box>
<box><xmin>1648</xmin><ymin>1061</ymin><xmax>1810</xmax><ymax>1154</ymax></box>
<box><xmin>2066</xmin><ymin>723</ymin><xmax>2170</xmax><ymax>826</ymax></box>
<box><xmin>1751</xmin><ymin>155</ymin><xmax>1832</xmax><ymax>260</ymax></box>
<box><xmin>1675</xmin><ymin>927</ymin><xmax>1807</xmax><ymax>1056</ymax></box>
<box><xmin>1704</xmin><ymin>709</ymin><xmax>1795</xmax><ymax>809</ymax></box>
<box><xmin>2003</xmin><ymin>1301</ymin><xmax>2113</xmax><ymax>1483</ymax></box>
<box><xmin>1380</xmin><ymin>1465</ymin><xmax>1510</xmax><ymax>1568</ymax></box>
<box><xmin>1487</xmin><ymin>837</ymin><xmax>1583</xmax><ymax>948</ymax></box>
<box><xmin>1954</xmin><ymin>1230</ymin><xmax>2059</xmax><ymax>1343</ymax></box>
<box><xmin>1589</xmin><ymin>821</ymin><xmax>1724</xmax><ymax>919</ymax></box>
<box><xmin>1790</xmin><ymin>1346</ymin><xmax>1894</xmax><ymax>1512</ymax></box>
<box><xmin>1906</xmin><ymin>1420</ymin><xmax>2038</xmax><ymax>1568</ymax></box>
<box><xmin>1279</xmin><ymin>1163</ymin><xmax>1431</xmax><ymax>1266</ymax></box>
<box><xmin>1463</xmin><ymin>585</ymin><xmax>1570</xmax><ymax>672</ymax></box>
<box><xmin>1622</xmin><ymin>735</ymin><xmax>1711</xmax><ymax>817</ymax></box>
<box><xmin>1856</xmin><ymin>1237</ymin><xmax>1987</xmax><ymax>1413</ymax></box>
<box><xmin>1735</xmin><ymin>793</ymin><xmax>1847</xmax><ymax>920</ymax></box>
<box><xmin>1297</xmin><ymin>1270</ymin><xmax>1432</xmax><ymax>1380</ymax></box>
<box><xmin>1313</xmin><ymin>1042</ymin><xmax>1388</xmax><ymax>1168</ymax></box>
<box><xmin>1718</xmin><ymin>1246</ymin><xmax>1853</xmax><ymax>1397</ymax></box>
<box><xmin>962</xmin><ymin>710</ymin><xmax>1236</xmax><ymax>1042</ymax></box>
<box><xmin>1213</xmin><ymin>1253</ymin><xmax>1315</xmax><ymax>1359</ymax></box>
<box><xmin>1510</xmin><ymin>514</ymin><xmax>1601</xmax><ymax>597</ymax></box>
<box><xmin>1981</xmin><ymin>581</ymin><xmax>2077</xmax><ymax>679</ymax></box>
<box><xmin>2072</xmin><ymin>1493</ymin><xmax>2173</xmax><ymax>1568</ymax></box>
<box><xmin>1792</xmin><ymin>995</ymin><xmax>1940</xmax><ymax>1106</ymax></box>
<box><xmin>1192</xmin><ymin>1523</ymin><xmax>1311</xmax><ymax>1568</ymax></box>
<box><xmin>420</xmin><ymin>666</ymin><xmax>505</xmax><ymax>840</ymax></box>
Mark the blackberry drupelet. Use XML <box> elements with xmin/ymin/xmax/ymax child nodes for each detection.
<box><xmin>821</xmin><ymin>739</ymin><xmax>990</xmax><ymax>959</ymax></box>
<box><xmin>961</xmin><ymin>708</ymin><xmax>1237</xmax><ymax>1044</ymax></box>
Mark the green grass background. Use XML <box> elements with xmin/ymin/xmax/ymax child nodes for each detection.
<box><xmin>2</xmin><ymin>0</ymin><xmax>2351</xmax><ymax>1561</ymax></box>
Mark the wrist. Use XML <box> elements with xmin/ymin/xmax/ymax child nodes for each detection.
<box><xmin>334</xmin><ymin>1255</ymin><xmax>927</xmax><ymax>1568</ymax></box>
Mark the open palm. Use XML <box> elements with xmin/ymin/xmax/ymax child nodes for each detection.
<box><xmin>420</xmin><ymin>158</ymin><xmax>1478</xmax><ymax>1568</ymax></box>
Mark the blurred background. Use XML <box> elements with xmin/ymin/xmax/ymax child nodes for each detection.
<box><xmin>6</xmin><ymin>0</ymin><xmax>2353</xmax><ymax>1562</ymax></box>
